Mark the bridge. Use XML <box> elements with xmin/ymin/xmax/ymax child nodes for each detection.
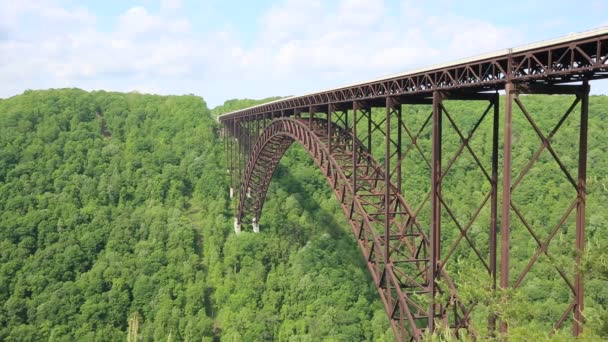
<box><xmin>219</xmin><ymin>27</ymin><xmax>608</xmax><ymax>341</ymax></box>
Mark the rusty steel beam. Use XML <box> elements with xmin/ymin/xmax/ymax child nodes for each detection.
<box><xmin>500</xmin><ymin>82</ymin><xmax>515</xmax><ymax>336</ymax></box>
<box><xmin>384</xmin><ymin>98</ymin><xmax>391</xmax><ymax>328</ymax></box>
<box><xmin>353</xmin><ymin>102</ymin><xmax>359</xmax><ymax>201</ymax></box>
<box><xmin>574</xmin><ymin>81</ymin><xmax>589</xmax><ymax>336</ymax></box>
<box><xmin>219</xmin><ymin>28</ymin><xmax>608</xmax><ymax>121</ymax></box>
<box><xmin>497</xmin><ymin>82</ymin><xmax>591</xmax><ymax>338</ymax></box>
<box><xmin>424</xmin><ymin>90</ymin><xmax>500</xmax><ymax>335</ymax></box>
<box><xmin>429</xmin><ymin>91</ymin><xmax>442</xmax><ymax>333</ymax></box>
<box><xmin>219</xmin><ymin>26</ymin><xmax>605</xmax><ymax>342</ymax></box>
<box><xmin>489</xmin><ymin>93</ymin><xmax>499</xmax><ymax>335</ymax></box>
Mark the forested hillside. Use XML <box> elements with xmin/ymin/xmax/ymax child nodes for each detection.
<box><xmin>0</xmin><ymin>89</ymin><xmax>392</xmax><ymax>341</ymax></box>
<box><xmin>0</xmin><ymin>89</ymin><xmax>606</xmax><ymax>341</ymax></box>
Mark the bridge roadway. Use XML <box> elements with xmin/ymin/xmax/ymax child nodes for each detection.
<box><xmin>219</xmin><ymin>27</ymin><xmax>608</xmax><ymax>341</ymax></box>
<box><xmin>220</xmin><ymin>26</ymin><xmax>607</xmax><ymax>119</ymax></box>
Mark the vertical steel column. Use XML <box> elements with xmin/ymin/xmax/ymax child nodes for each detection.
<box><xmin>367</xmin><ymin>106</ymin><xmax>373</xmax><ymax>153</ymax></box>
<box><xmin>234</xmin><ymin>118</ymin><xmax>240</xmax><ymax>214</ymax></box>
<box><xmin>574</xmin><ymin>81</ymin><xmax>589</xmax><ymax>336</ymax></box>
<box><xmin>352</xmin><ymin>102</ymin><xmax>359</xmax><ymax>194</ymax></box>
<box><xmin>226</xmin><ymin>125</ymin><xmax>231</xmax><ymax>188</ymax></box>
<box><xmin>328</xmin><ymin>104</ymin><xmax>333</xmax><ymax>153</ymax></box>
<box><xmin>501</xmin><ymin>82</ymin><xmax>515</xmax><ymax>335</ymax></box>
<box><xmin>385</xmin><ymin>98</ymin><xmax>393</xmax><ymax>294</ymax></box>
<box><xmin>241</xmin><ymin>118</ymin><xmax>246</xmax><ymax>203</ymax></box>
<box><xmin>224</xmin><ymin>124</ymin><xmax>227</xmax><ymax>170</ymax></box>
<box><xmin>309</xmin><ymin>106</ymin><xmax>313</xmax><ymax>127</ymax></box>
<box><xmin>246</xmin><ymin>117</ymin><xmax>250</xmax><ymax>139</ymax></box>
<box><xmin>429</xmin><ymin>91</ymin><xmax>443</xmax><ymax>332</ymax></box>
<box><xmin>231</xmin><ymin>123</ymin><xmax>235</xmax><ymax>195</ymax></box>
<box><xmin>489</xmin><ymin>93</ymin><xmax>500</xmax><ymax>334</ymax></box>
<box><xmin>397</xmin><ymin>102</ymin><xmax>403</xmax><ymax>194</ymax></box>
<box><xmin>256</xmin><ymin>114</ymin><xmax>260</xmax><ymax>140</ymax></box>
<box><xmin>345</xmin><ymin>108</ymin><xmax>349</xmax><ymax>131</ymax></box>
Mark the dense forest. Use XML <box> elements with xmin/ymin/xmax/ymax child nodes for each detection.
<box><xmin>0</xmin><ymin>89</ymin><xmax>606</xmax><ymax>341</ymax></box>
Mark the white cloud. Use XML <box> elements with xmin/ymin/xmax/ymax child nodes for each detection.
<box><xmin>332</xmin><ymin>0</ymin><xmax>386</xmax><ymax>29</ymax></box>
<box><xmin>117</xmin><ymin>6</ymin><xmax>190</xmax><ymax>39</ymax></box>
<box><xmin>2</xmin><ymin>0</ymin><xmax>603</xmax><ymax>106</ymax></box>
<box><xmin>232</xmin><ymin>0</ymin><xmax>519</xmax><ymax>89</ymax></box>
<box><xmin>0</xmin><ymin>1</ymin><xmax>211</xmax><ymax>97</ymax></box>
<box><xmin>160</xmin><ymin>0</ymin><xmax>182</xmax><ymax>12</ymax></box>
<box><xmin>0</xmin><ymin>1</ymin><xmax>95</xmax><ymax>34</ymax></box>
<box><xmin>428</xmin><ymin>15</ymin><xmax>519</xmax><ymax>58</ymax></box>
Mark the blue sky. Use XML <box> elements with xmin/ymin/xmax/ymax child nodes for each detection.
<box><xmin>1</xmin><ymin>0</ymin><xmax>607</xmax><ymax>107</ymax></box>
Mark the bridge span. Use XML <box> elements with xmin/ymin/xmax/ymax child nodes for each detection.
<box><xmin>219</xmin><ymin>27</ymin><xmax>608</xmax><ymax>341</ymax></box>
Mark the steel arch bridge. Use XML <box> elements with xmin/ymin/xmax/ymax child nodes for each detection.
<box><xmin>220</xmin><ymin>27</ymin><xmax>608</xmax><ymax>341</ymax></box>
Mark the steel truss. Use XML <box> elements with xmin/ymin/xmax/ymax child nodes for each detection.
<box><xmin>220</xmin><ymin>28</ymin><xmax>605</xmax><ymax>342</ymax></box>
<box><xmin>501</xmin><ymin>82</ymin><xmax>589</xmax><ymax>336</ymax></box>
<box><xmin>219</xmin><ymin>30</ymin><xmax>607</xmax><ymax>120</ymax></box>
<box><xmin>222</xmin><ymin>81</ymin><xmax>591</xmax><ymax>340</ymax></box>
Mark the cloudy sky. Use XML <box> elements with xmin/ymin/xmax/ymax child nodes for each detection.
<box><xmin>1</xmin><ymin>0</ymin><xmax>607</xmax><ymax>107</ymax></box>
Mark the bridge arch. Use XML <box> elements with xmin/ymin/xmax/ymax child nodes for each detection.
<box><xmin>234</xmin><ymin>117</ymin><xmax>471</xmax><ymax>340</ymax></box>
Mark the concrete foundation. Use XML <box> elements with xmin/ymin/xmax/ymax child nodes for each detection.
<box><xmin>234</xmin><ymin>218</ymin><xmax>241</xmax><ymax>234</ymax></box>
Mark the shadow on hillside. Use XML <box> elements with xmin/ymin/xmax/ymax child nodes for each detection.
<box><xmin>271</xmin><ymin>163</ymin><xmax>349</xmax><ymax>240</ymax></box>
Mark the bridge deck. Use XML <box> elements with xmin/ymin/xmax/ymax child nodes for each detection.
<box><xmin>219</xmin><ymin>26</ymin><xmax>608</xmax><ymax>120</ymax></box>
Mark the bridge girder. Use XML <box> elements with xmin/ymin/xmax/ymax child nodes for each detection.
<box><xmin>220</xmin><ymin>28</ymin><xmax>604</xmax><ymax>341</ymax></box>
<box><xmin>223</xmin><ymin>81</ymin><xmax>590</xmax><ymax>340</ymax></box>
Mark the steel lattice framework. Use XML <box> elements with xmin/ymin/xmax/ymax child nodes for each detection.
<box><xmin>220</xmin><ymin>27</ymin><xmax>608</xmax><ymax>340</ymax></box>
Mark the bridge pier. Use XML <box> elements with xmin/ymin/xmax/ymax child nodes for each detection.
<box><xmin>427</xmin><ymin>90</ymin><xmax>501</xmax><ymax>335</ymax></box>
<box><xmin>500</xmin><ymin>81</ymin><xmax>590</xmax><ymax>337</ymax></box>
<box><xmin>252</xmin><ymin>217</ymin><xmax>260</xmax><ymax>233</ymax></box>
<box><xmin>234</xmin><ymin>218</ymin><xmax>241</xmax><ymax>234</ymax></box>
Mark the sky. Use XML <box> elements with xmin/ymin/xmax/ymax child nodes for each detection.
<box><xmin>1</xmin><ymin>0</ymin><xmax>607</xmax><ymax>107</ymax></box>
